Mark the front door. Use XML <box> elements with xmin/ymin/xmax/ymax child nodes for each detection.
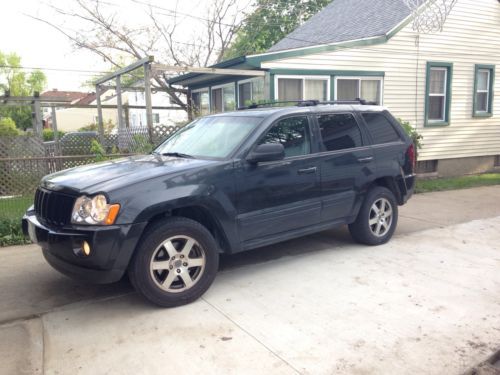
<box><xmin>236</xmin><ymin>115</ymin><xmax>321</xmax><ymax>243</ymax></box>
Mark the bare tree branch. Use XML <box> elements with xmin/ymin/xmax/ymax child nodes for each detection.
<box><xmin>30</xmin><ymin>0</ymin><xmax>246</xmax><ymax>113</ymax></box>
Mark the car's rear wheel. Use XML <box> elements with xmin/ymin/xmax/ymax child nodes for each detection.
<box><xmin>128</xmin><ymin>217</ymin><xmax>219</xmax><ymax>307</ymax></box>
<box><xmin>348</xmin><ymin>186</ymin><xmax>398</xmax><ymax>245</ymax></box>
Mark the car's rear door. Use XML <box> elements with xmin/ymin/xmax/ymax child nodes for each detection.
<box><xmin>316</xmin><ymin>112</ymin><xmax>376</xmax><ymax>222</ymax></box>
<box><xmin>235</xmin><ymin>115</ymin><xmax>322</xmax><ymax>243</ymax></box>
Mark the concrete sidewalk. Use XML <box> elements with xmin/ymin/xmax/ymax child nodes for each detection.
<box><xmin>1</xmin><ymin>185</ymin><xmax>500</xmax><ymax>374</ymax></box>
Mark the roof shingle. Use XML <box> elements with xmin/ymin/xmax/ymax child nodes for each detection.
<box><xmin>268</xmin><ymin>0</ymin><xmax>412</xmax><ymax>52</ymax></box>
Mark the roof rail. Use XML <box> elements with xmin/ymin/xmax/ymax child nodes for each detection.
<box><xmin>237</xmin><ymin>98</ymin><xmax>376</xmax><ymax>110</ymax></box>
<box><xmin>237</xmin><ymin>100</ymin><xmax>319</xmax><ymax>110</ymax></box>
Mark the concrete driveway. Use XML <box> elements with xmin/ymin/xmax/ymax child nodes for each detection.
<box><xmin>1</xmin><ymin>186</ymin><xmax>500</xmax><ymax>374</ymax></box>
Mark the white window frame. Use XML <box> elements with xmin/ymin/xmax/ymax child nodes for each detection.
<box><xmin>334</xmin><ymin>76</ymin><xmax>384</xmax><ymax>105</ymax></box>
<box><xmin>237</xmin><ymin>78</ymin><xmax>256</xmax><ymax>107</ymax></box>
<box><xmin>428</xmin><ymin>67</ymin><xmax>447</xmax><ymax>122</ymax></box>
<box><xmin>211</xmin><ymin>83</ymin><xmax>236</xmax><ymax>112</ymax></box>
<box><xmin>476</xmin><ymin>69</ymin><xmax>491</xmax><ymax>113</ymax></box>
<box><xmin>192</xmin><ymin>87</ymin><xmax>210</xmax><ymax>114</ymax></box>
<box><xmin>274</xmin><ymin>75</ymin><xmax>331</xmax><ymax>102</ymax></box>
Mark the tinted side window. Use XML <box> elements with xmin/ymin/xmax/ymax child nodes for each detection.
<box><xmin>362</xmin><ymin>113</ymin><xmax>400</xmax><ymax>144</ymax></box>
<box><xmin>317</xmin><ymin>113</ymin><xmax>362</xmax><ymax>151</ymax></box>
<box><xmin>259</xmin><ymin>116</ymin><xmax>311</xmax><ymax>157</ymax></box>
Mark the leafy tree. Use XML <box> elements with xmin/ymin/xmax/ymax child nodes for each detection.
<box><xmin>224</xmin><ymin>0</ymin><xmax>331</xmax><ymax>59</ymax></box>
<box><xmin>0</xmin><ymin>51</ymin><xmax>47</xmax><ymax>130</ymax></box>
<box><xmin>0</xmin><ymin>117</ymin><xmax>19</xmax><ymax>136</ymax></box>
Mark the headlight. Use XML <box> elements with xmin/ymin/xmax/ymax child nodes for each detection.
<box><xmin>71</xmin><ymin>194</ymin><xmax>120</xmax><ymax>225</ymax></box>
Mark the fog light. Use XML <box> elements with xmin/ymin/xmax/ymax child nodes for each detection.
<box><xmin>82</xmin><ymin>241</ymin><xmax>91</xmax><ymax>256</ymax></box>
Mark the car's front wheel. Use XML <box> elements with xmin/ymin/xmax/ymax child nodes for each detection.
<box><xmin>348</xmin><ymin>186</ymin><xmax>398</xmax><ymax>246</ymax></box>
<box><xmin>128</xmin><ymin>217</ymin><xmax>219</xmax><ymax>307</ymax></box>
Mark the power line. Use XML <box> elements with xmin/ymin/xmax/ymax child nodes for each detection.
<box><xmin>0</xmin><ymin>64</ymin><xmax>109</xmax><ymax>74</ymax></box>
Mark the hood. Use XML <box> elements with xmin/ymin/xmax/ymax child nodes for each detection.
<box><xmin>41</xmin><ymin>154</ymin><xmax>220</xmax><ymax>194</ymax></box>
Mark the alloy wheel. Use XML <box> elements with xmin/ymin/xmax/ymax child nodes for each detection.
<box><xmin>149</xmin><ymin>235</ymin><xmax>206</xmax><ymax>293</ymax></box>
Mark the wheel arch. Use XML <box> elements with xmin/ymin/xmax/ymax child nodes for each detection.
<box><xmin>371</xmin><ymin>176</ymin><xmax>403</xmax><ymax>205</ymax></box>
<box><xmin>142</xmin><ymin>204</ymin><xmax>233</xmax><ymax>254</ymax></box>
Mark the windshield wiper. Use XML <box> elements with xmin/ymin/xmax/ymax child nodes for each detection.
<box><xmin>159</xmin><ymin>152</ymin><xmax>194</xmax><ymax>159</ymax></box>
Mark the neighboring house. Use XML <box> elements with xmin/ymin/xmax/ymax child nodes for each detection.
<box><xmin>169</xmin><ymin>0</ymin><xmax>500</xmax><ymax>176</ymax></box>
<box><xmin>43</xmin><ymin>88</ymin><xmax>187</xmax><ymax>132</ymax></box>
<box><xmin>42</xmin><ymin>90</ymin><xmax>116</xmax><ymax>132</ymax></box>
<box><xmin>128</xmin><ymin>89</ymin><xmax>187</xmax><ymax>128</ymax></box>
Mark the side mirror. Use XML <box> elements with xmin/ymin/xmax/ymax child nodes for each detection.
<box><xmin>246</xmin><ymin>143</ymin><xmax>285</xmax><ymax>164</ymax></box>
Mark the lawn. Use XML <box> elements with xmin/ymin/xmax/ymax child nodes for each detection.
<box><xmin>415</xmin><ymin>173</ymin><xmax>500</xmax><ymax>193</ymax></box>
<box><xmin>0</xmin><ymin>196</ymin><xmax>32</xmax><ymax>247</ymax></box>
<box><xmin>0</xmin><ymin>196</ymin><xmax>33</xmax><ymax>220</ymax></box>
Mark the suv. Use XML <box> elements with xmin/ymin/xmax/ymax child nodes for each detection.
<box><xmin>23</xmin><ymin>102</ymin><xmax>415</xmax><ymax>307</ymax></box>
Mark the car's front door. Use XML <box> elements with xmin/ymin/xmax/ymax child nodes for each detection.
<box><xmin>235</xmin><ymin>115</ymin><xmax>322</xmax><ymax>243</ymax></box>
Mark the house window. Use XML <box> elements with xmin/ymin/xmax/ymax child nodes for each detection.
<box><xmin>153</xmin><ymin>113</ymin><xmax>160</xmax><ymax>124</ymax></box>
<box><xmin>238</xmin><ymin>78</ymin><xmax>265</xmax><ymax>107</ymax></box>
<box><xmin>211</xmin><ymin>84</ymin><xmax>235</xmax><ymax>113</ymax></box>
<box><xmin>192</xmin><ymin>89</ymin><xmax>210</xmax><ymax>116</ymax></box>
<box><xmin>335</xmin><ymin>77</ymin><xmax>383</xmax><ymax>104</ymax></box>
<box><xmin>425</xmin><ymin>62</ymin><xmax>453</xmax><ymax>126</ymax></box>
<box><xmin>473</xmin><ymin>65</ymin><xmax>495</xmax><ymax>117</ymax></box>
<box><xmin>275</xmin><ymin>76</ymin><xmax>329</xmax><ymax>102</ymax></box>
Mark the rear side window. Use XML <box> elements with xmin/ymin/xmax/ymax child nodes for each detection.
<box><xmin>362</xmin><ymin>113</ymin><xmax>401</xmax><ymax>144</ymax></box>
<box><xmin>317</xmin><ymin>113</ymin><xmax>362</xmax><ymax>151</ymax></box>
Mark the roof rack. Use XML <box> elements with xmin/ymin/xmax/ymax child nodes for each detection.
<box><xmin>237</xmin><ymin>98</ymin><xmax>375</xmax><ymax>110</ymax></box>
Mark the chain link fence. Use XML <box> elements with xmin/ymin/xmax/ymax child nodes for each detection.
<box><xmin>0</xmin><ymin>125</ymin><xmax>181</xmax><ymax>221</ymax></box>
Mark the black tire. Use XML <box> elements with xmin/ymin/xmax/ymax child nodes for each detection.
<box><xmin>128</xmin><ymin>217</ymin><xmax>219</xmax><ymax>307</ymax></box>
<box><xmin>348</xmin><ymin>186</ymin><xmax>398</xmax><ymax>246</ymax></box>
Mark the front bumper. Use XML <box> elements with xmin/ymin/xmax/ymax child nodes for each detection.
<box><xmin>22</xmin><ymin>212</ymin><xmax>147</xmax><ymax>284</ymax></box>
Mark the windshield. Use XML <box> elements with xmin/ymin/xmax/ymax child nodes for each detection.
<box><xmin>154</xmin><ymin>116</ymin><xmax>262</xmax><ymax>158</ymax></box>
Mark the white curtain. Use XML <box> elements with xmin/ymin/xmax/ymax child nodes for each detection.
<box><xmin>278</xmin><ymin>78</ymin><xmax>303</xmax><ymax>101</ymax></box>
<box><xmin>304</xmin><ymin>79</ymin><xmax>327</xmax><ymax>100</ymax></box>
<box><xmin>361</xmin><ymin>80</ymin><xmax>381</xmax><ymax>104</ymax></box>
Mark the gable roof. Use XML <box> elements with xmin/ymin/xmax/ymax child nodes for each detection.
<box><xmin>41</xmin><ymin>89</ymin><xmax>88</xmax><ymax>103</ymax></box>
<box><xmin>268</xmin><ymin>0</ymin><xmax>413</xmax><ymax>53</ymax></box>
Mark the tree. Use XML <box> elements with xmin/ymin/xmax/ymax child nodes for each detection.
<box><xmin>0</xmin><ymin>117</ymin><xmax>19</xmax><ymax>136</ymax></box>
<box><xmin>31</xmin><ymin>0</ymin><xmax>248</xmax><ymax>112</ymax></box>
<box><xmin>224</xmin><ymin>0</ymin><xmax>330</xmax><ymax>59</ymax></box>
<box><xmin>0</xmin><ymin>51</ymin><xmax>47</xmax><ymax>130</ymax></box>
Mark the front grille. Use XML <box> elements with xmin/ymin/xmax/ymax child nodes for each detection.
<box><xmin>34</xmin><ymin>188</ymin><xmax>75</xmax><ymax>226</ymax></box>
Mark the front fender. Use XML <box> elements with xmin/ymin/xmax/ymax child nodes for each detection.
<box><xmin>110</xmin><ymin>183</ymin><xmax>241</xmax><ymax>253</ymax></box>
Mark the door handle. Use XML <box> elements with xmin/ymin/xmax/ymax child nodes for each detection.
<box><xmin>357</xmin><ymin>156</ymin><xmax>373</xmax><ymax>163</ymax></box>
<box><xmin>297</xmin><ymin>167</ymin><xmax>317</xmax><ymax>174</ymax></box>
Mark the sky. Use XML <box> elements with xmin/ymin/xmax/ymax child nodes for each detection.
<box><xmin>1</xmin><ymin>0</ymin><xmax>251</xmax><ymax>92</ymax></box>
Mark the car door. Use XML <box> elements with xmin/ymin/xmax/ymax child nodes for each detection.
<box><xmin>316</xmin><ymin>112</ymin><xmax>376</xmax><ymax>222</ymax></box>
<box><xmin>235</xmin><ymin>115</ymin><xmax>322</xmax><ymax>243</ymax></box>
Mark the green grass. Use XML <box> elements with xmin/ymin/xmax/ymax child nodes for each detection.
<box><xmin>415</xmin><ymin>173</ymin><xmax>500</xmax><ymax>193</ymax></box>
<box><xmin>0</xmin><ymin>196</ymin><xmax>32</xmax><ymax>247</ymax></box>
<box><xmin>0</xmin><ymin>196</ymin><xmax>33</xmax><ymax>220</ymax></box>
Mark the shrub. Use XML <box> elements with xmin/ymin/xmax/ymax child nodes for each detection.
<box><xmin>130</xmin><ymin>134</ymin><xmax>153</xmax><ymax>154</ymax></box>
<box><xmin>0</xmin><ymin>218</ymin><xmax>29</xmax><ymax>247</ymax></box>
<box><xmin>0</xmin><ymin>117</ymin><xmax>19</xmax><ymax>136</ymax></box>
<box><xmin>79</xmin><ymin>119</ymin><xmax>115</xmax><ymax>133</ymax></box>
<box><xmin>398</xmin><ymin>118</ymin><xmax>423</xmax><ymax>150</ymax></box>
<box><xmin>90</xmin><ymin>139</ymin><xmax>107</xmax><ymax>162</ymax></box>
<box><xmin>42</xmin><ymin>128</ymin><xmax>65</xmax><ymax>141</ymax></box>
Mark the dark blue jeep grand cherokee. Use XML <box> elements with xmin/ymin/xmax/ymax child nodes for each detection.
<box><xmin>23</xmin><ymin>102</ymin><xmax>415</xmax><ymax>307</ymax></box>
